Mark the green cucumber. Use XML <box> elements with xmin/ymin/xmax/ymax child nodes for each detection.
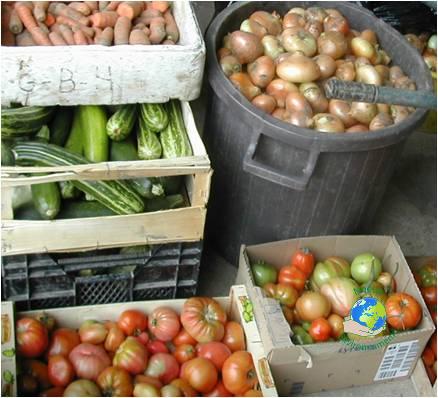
<box><xmin>12</xmin><ymin>185</ymin><xmax>33</xmax><ymax>210</ymax></box>
<box><xmin>107</xmin><ymin>104</ymin><xmax>137</xmax><ymax>141</ymax></box>
<box><xmin>50</xmin><ymin>106</ymin><xmax>74</xmax><ymax>146</ymax></box>
<box><xmin>59</xmin><ymin>180</ymin><xmax>80</xmax><ymax>200</ymax></box>
<box><xmin>110</xmin><ymin>138</ymin><xmax>139</xmax><ymax>161</ymax></box>
<box><xmin>13</xmin><ymin>142</ymin><xmax>144</xmax><ymax>215</ymax></box>
<box><xmin>65</xmin><ymin>108</ymin><xmax>84</xmax><ymax>155</ymax></box>
<box><xmin>14</xmin><ymin>203</ymin><xmax>43</xmax><ymax>220</ymax></box>
<box><xmin>160</xmin><ymin>100</ymin><xmax>192</xmax><ymax>158</ymax></box>
<box><xmin>130</xmin><ymin>178</ymin><xmax>164</xmax><ymax>199</ymax></box>
<box><xmin>145</xmin><ymin>194</ymin><xmax>185</xmax><ymax>212</ymax></box>
<box><xmin>156</xmin><ymin>176</ymin><xmax>183</xmax><ymax>195</ymax></box>
<box><xmin>137</xmin><ymin>117</ymin><xmax>162</xmax><ymax>160</ymax></box>
<box><xmin>58</xmin><ymin>200</ymin><xmax>116</xmax><ymax>219</ymax></box>
<box><xmin>35</xmin><ymin>125</ymin><xmax>50</xmax><ymax>142</ymax></box>
<box><xmin>31</xmin><ymin>181</ymin><xmax>61</xmax><ymax>220</ymax></box>
<box><xmin>139</xmin><ymin>103</ymin><xmax>169</xmax><ymax>132</ymax></box>
<box><xmin>1</xmin><ymin>106</ymin><xmax>55</xmax><ymax>139</ymax></box>
<box><xmin>1</xmin><ymin>141</ymin><xmax>15</xmax><ymax>165</ymax></box>
<box><xmin>78</xmin><ymin>105</ymin><xmax>108</xmax><ymax>162</ymax></box>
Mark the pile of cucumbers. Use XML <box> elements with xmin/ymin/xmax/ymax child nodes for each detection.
<box><xmin>1</xmin><ymin>101</ymin><xmax>193</xmax><ymax>220</ymax></box>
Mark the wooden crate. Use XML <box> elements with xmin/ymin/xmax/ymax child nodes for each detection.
<box><xmin>1</xmin><ymin>102</ymin><xmax>212</xmax><ymax>256</ymax></box>
<box><xmin>1</xmin><ymin>1</ymin><xmax>205</xmax><ymax>106</ymax></box>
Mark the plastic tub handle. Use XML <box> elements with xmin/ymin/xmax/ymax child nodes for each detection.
<box><xmin>243</xmin><ymin>132</ymin><xmax>320</xmax><ymax>190</ymax></box>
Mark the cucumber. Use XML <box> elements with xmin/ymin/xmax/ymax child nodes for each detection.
<box><xmin>156</xmin><ymin>176</ymin><xmax>183</xmax><ymax>195</ymax></box>
<box><xmin>59</xmin><ymin>180</ymin><xmax>80</xmax><ymax>200</ymax></box>
<box><xmin>1</xmin><ymin>141</ymin><xmax>15</xmax><ymax>165</ymax></box>
<box><xmin>1</xmin><ymin>106</ymin><xmax>55</xmax><ymax>139</ymax></box>
<box><xmin>137</xmin><ymin>117</ymin><xmax>162</xmax><ymax>160</ymax></box>
<box><xmin>12</xmin><ymin>185</ymin><xmax>33</xmax><ymax>210</ymax></box>
<box><xmin>13</xmin><ymin>142</ymin><xmax>145</xmax><ymax>215</ymax></box>
<box><xmin>110</xmin><ymin>139</ymin><xmax>139</xmax><ymax>161</ymax></box>
<box><xmin>139</xmin><ymin>103</ymin><xmax>169</xmax><ymax>132</ymax></box>
<box><xmin>31</xmin><ymin>181</ymin><xmax>61</xmax><ymax>220</ymax></box>
<box><xmin>106</xmin><ymin>104</ymin><xmax>137</xmax><ymax>141</ymax></box>
<box><xmin>14</xmin><ymin>203</ymin><xmax>43</xmax><ymax>220</ymax></box>
<box><xmin>58</xmin><ymin>200</ymin><xmax>117</xmax><ymax>219</ymax></box>
<box><xmin>160</xmin><ymin>100</ymin><xmax>192</xmax><ymax>158</ymax></box>
<box><xmin>145</xmin><ymin>194</ymin><xmax>185</xmax><ymax>212</ymax></box>
<box><xmin>65</xmin><ymin>108</ymin><xmax>84</xmax><ymax>155</ymax></box>
<box><xmin>130</xmin><ymin>178</ymin><xmax>164</xmax><ymax>199</ymax></box>
<box><xmin>50</xmin><ymin>106</ymin><xmax>74</xmax><ymax>146</ymax></box>
<box><xmin>35</xmin><ymin>125</ymin><xmax>50</xmax><ymax>142</ymax></box>
<box><xmin>78</xmin><ymin>105</ymin><xmax>108</xmax><ymax>162</ymax></box>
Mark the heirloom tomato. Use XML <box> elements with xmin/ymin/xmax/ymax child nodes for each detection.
<box><xmin>117</xmin><ymin>310</ymin><xmax>148</xmax><ymax>336</ymax></box>
<box><xmin>145</xmin><ymin>353</ymin><xmax>180</xmax><ymax>384</ymax></box>
<box><xmin>47</xmin><ymin>328</ymin><xmax>80</xmax><ymax>358</ymax></box>
<box><xmin>222</xmin><ymin>321</ymin><xmax>246</xmax><ymax>352</ymax></box>
<box><xmin>113</xmin><ymin>336</ymin><xmax>149</xmax><ymax>375</ymax></box>
<box><xmin>181</xmin><ymin>357</ymin><xmax>218</xmax><ymax>394</ymax></box>
<box><xmin>69</xmin><ymin>343</ymin><xmax>111</xmax><ymax>381</ymax></box>
<box><xmin>279</xmin><ymin>266</ymin><xmax>307</xmax><ymax>292</ymax></box>
<box><xmin>96</xmin><ymin>366</ymin><xmax>133</xmax><ymax>397</ymax></box>
<box><xmin>263</xmin><ymin>283</ymin><xmax>298</xmax><ymax>308</ymax></box>
<box><xmin>149</xmin><ymin>307</ymin><xmax>181</xmax><ymax>342</ymax></box>
<box><xmin>222</xmin><ymin>351</ymin><xmax>257</xmax><ymax>396</ymax></box>
<box><xmin>48</xmin><ymin>355</ymin><xmax>75</xmax><ymax>387</ymax></box>
<box><xmin>17</xmin><ymin>318</ymin><xmax>49</xmax><ymax>358</ymax></box>
<box><xmin>196</xmin><ymin>341</ymin><xmax>231</xmax><ymax>371</ymax></box>
<box><xmin>386</xmin><ymin>293</ymin><xmax>422</xmax><ymax>330</ymax></box>
<box><xmin>63</xmin><ymin>379</ymin><xmax>101</xmax><ymax>397</ymax></box>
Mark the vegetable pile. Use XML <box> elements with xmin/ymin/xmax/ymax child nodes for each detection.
<box><xmin>2</xmin><ymin>101</ymin><xmax>193</xmax><ymax>219</ymax></box>
<box><xmin>1</xmin><ymin>1</ymin><xmax>179</xmax><ymax>47</ymax></box>
<box><xmin>15</xmin><ymin>297</ymin><xmax>263</xmax><ymax>397</ymax></box>
<box><xmin>218</xmin><ymin>6</ymin><xmax>419</xmax><ymax>133</ymax></box>
<box><xmin>252</xmin><ymin>248</ymin><xmax>425</xmax><ymax>345</ymax></box>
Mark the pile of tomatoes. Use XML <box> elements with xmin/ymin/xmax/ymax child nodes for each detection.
<box><xmin>252</xmin><ymin>248</ymin><xmax>424</xmax><ymax>344</ymax></box>
<box><xmin>15</xmin><ymin>297</ymin><xmax>263</xmax><ymax>397</ymax></box>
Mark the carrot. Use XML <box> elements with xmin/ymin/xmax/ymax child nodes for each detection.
<box><xmin>149</xmin><ymin>16</ymin><xmax>165</xmax><ymax>44</ymax></box>
<box><xmin>143</xmin><ymin>26</ymin><xmax>150</xmax><ymax>36</ymax></box>
<box><xmin>9</xmin><ymin>9</ymin><xmax>24</xmax><ymax>34</ymax></box>
<box><xmin>59</xmin><ymin>24</ymin><xmax>75</xmax><ymax>45</ymax></box>
<box><xmin>50</xmin><ymin>23</ymin><xmax>62</xmax><ymax>33</ymax></box>
<box><xmin>95</xmin><ymin>26</ymin><xmax>113</xmax><ymax>45</ymax></box>
<box><xmin>162</xmin><ymin>38</ymin><xmax>174</xmax><ymax>45</ymax></box>
<box><xmin>133</xmin><ymin>23</ymin><xmax>146</xmax><ymax>30</ymax></box>
<box><xmin>138</xmin><ymin>8</ymin><xmax>161</xmax><ymax>25</ymax></box>
<box><xmin>15</xmin><ymin>2</ymin><xmax>38</xmax><ymax>31</ymax></box>
<box><xmin>69</xmin><ymin>2</ymin><xmax>92</xmax><ymax>16</ymax></box>
<box><xmin>93</xmin><ymin>26</ymin><xmax>103</xmax><ymax>36</ymax></box>
<box><xmin>117</xmin><ymin>1</ymin><xmax>144</xmax><ymax>20</ymax></box>
<box><xmin>114</xmin><ymin>16</ymin><xmax>131</xmax><ymax>45</ymax></box>
<box><xmin>50</xmin><ymin>3</ymin><xmax>90</xmax><ymax>26</ymax></box>
<box><xmin>89</xmin><ymin>11</ymin><xmax>118</xmax><ymax>28</ymax></box>
<box><xmin>163</xmin><ymin>9</ymin><xmax>178</xmax><ymax>43</ymax></box>
<box><xmin>33</xmin><ymin>1</ymin><xmax>49</xmax><ymax>22</ymax></box>
<box><xmin>16</xmin><ymin>29</ymin><xmax>36</xmax><ymax>46</ymax></box>
<box><xmin>106</xmin><ymin>1</ymin><xmax>121</xmax><ymax>11</ymax></box>
<box><xmin>37</xmin><ymin>21</ymin><xmax>50</xmax><ymax>34</ymax></box>
<box><xmin>44</xmin><ymin>13</ymin><xmax>56</xmax><ymax>27</ymax></box>
<box><xmin>84</xmin><ymin>1</ymin><xmax>98</xmax><ymax>12</ymax></box>
<box><xmin>73</xmin><ymin>29</ymin><xmax>88</xmax><ymax>45</ymax></box>
<box><xmin>56</xmin><ymin>16</ymin><xmax>94</xmax><ymax>37</ymax></box>
<box><xmin>2</xmin><ymin>4</ymin><xmax>16</xmax><ymax>46</ymax></box>
<box><xmin>150</xmin><ymin>1</ymin><xmax>169</xmax><ymax>13</ymax></box>
<box><xmin>129</xmin><ymin>29</ymin><xmax>150</xmax><ymax>45</ymax></box>
<box><xmin>99</xmin><ymin>1</ymin><xmax>110</xmax><ymax>11</ymax></box>
<box><xmin>49</xmin><ymin>31</ymin><xmax>67</xmax><ymax>45</ymax></box>
<box><xmin>29</xmin><ymin>26</ymin><xmax>52</xmax><ymax>45</ymax></box>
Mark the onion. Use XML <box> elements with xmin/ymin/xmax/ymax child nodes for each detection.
<box><xmin>323</xmin><ymin>15</ymin><xmax>349</xmax><ymax>35</ymax></box>
<box><xmin>306</xmin><ymin>7</ymin><xmax>327</xmax><ymax>24</ymax></box>
<box><xmin>266</xmin><ymin>78</ymin><xmax>298</xmax><ymax>108</ymax></box>
<box><xmin>313</xmin><ymin>54</ymin><xmax>336</xmax><ymax>79</ymax></box>
<box><xmin>377</xmin><ymin>103</ymin><xmax>390</xmax><ymax>114</ymax></box>
<box><xmin>223</xmin><ymin>34</ymin><xmax>231</xmax><ymax>49</ymax></box>
<box><xmin>354</xmin><ymin>56</ymin><xmax>371</xmax><ymax>69</ymax></box>
<box><xmin>351</xmin><ymin>37</ymin><xmax>376</xmax><ymax>61</ymax></box>
<box><xmin>389</xmin><ymin>66</ymin><xmax>405</xmax><ymax>84</ymax></box>
<box><xmin>369</xmin><ymin>112</ymin><xmax>393</xmax><ymax>130</ymax></box>
<box><xmin>249</xmin><ymin>11</ymin><xmax>282</xmax><ymax>36</ymax></box>
<box><xmin>299</xmin><ymin>82</ymin><xmax>329</xmax><ymax>113</ymax></box>
<box><xmin>313</xmin><ymin>113</ymin><xmax>345</xmax><ymax>133</ymax></box>
<box><xmin>261</xmin><ymin>35</ymin><xmax>285</xmax><ymax>60</ymax></box>
<box><xmin>220</xmin><ymin>55</ymin><xmax>242</xmax><ymax>77</ymax></box>
<box><xmin>252</xmin><ymin>94</ymin><xmax>277</xmax><ymax>113</ymax></box>
<box><xmin>287</xmin><ymin>7</ymin><xmax>306</xmax><ymax>17</ymax></box>
<box><xmin>394</xmin><ymin>76</ymin><xmax>416</xmax><ymax>91</ymax></box>
<box><xmin>427</xmin><ymin>34</ymin><xmax>437</xmax><ymax>54</ymax></box>
<box><xmin>350</xmin><ymin>102</ymin><xmax>377</xmax><ymax>124</ymax></box>
<box><xmin>281</xmin><ymin>30</ymin><xmax>317</xmax><ymax>57</ymax></box>
<box><xmin>275</xmin><ymin>52</ymin><xmax>293</xmax><ymax>65</ymax></box>
<box><xmin>217</xmin><ymin>48</ymin><xmax>231</xmax><ymax>59</ymax></box>
<box><xmin>356</xmin><ymin>65</ymin><xmax>382</xmax><ymax>85</ymax></box>
<box><xmin>229</xmin><ymin>72</ymin><xmax>261</xmax><ymax>101</ymax></box>
<box><xmin>317</xmin><ymin>31</ymin><xmax>348</xmax><ymax>60</ymax></box>
<box><xmin>272</xmin><ymin>108</ymin><xmax>291</xmax><ymax>121</ymax></box>
<box><xmin>346</xmin><ymin>124</ymin><xmax>369</xmax><ymax>133</ymax></box>
<box><xmin>328</xmin><ymin>99</ymin><xmax>357</xmax><ymax>128</ymax></box>
<box><xmin>336</xmin><ymin>61</ymin><xmax>355</xmax><ymax>81</ymax></box>
<box><xmin>404</xmin><ymin>33</ymin><xmax>425</xmax><ymax>53</ymax></box>
<box><xmin>391</xmin><ymin>105</ymin><xmax>411</xmax><ymax>124</ymax></box>
<box><xmin>423</xmin><ymin>49</ymin><xmax>437</xmax><ymax>72</ymax></box>
<box><xmin>305</xmin><ymin>21</ymin><xmax>323</xmax><ymax>39</ymax></box>
<box><xmin>282</xmin><ymin>12</ymin><xmax>306</xmax><ymax>30</ymax></box>
<box><xmin>277</xmin><ymin>53</ymin><xmax>321</xmax><ymax>83</ymax></box>
<box><xmin>360</xmin><ymin>29</ymin><xmax>378</xmax><ymax>46</ymax></box>
<box><xmin>375</xmin><ymin>65</ymin><xmax>390</xmax><ymax>83</ymax></box>
<box><xmin>229</xmin><ymin>31</ymin><xmax>264</xmax><ymax>64</ymax></box>
<box><xmin>289</xmin><ymin>111</ymin><xmax>314</xmax><ymax>128</ymax></box>
<box><xmin>240</xmin><ymin>19</ymin><xmax>267</xmax><ymax>39</ymax></box>
<box><xmin>248</xmin><ymin>55</ymin><xmax>276</xmax><ymax>88</ymax></box>
<box><xmin>285</xmin><ymin>91</ymin><xmax>313</xmax><ymax>116</ymax></box>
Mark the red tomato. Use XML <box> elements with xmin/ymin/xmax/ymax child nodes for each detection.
<box><xmin>278</xmin><ymin>266</ymin><xmax>307</xmax><ymax>292</ymax></box>
<box><xmin>174</xmin><ymin>344</ymin><xmax>196</xmax><ymax>364</ymax></box>
<box><xmin>425</xmin><ymin>364</ymin><xmax>437</xmax><ymax>384</ymax></box>
<box><xmin>222</xmin><ymin>351</ymin><xmax>257</xmax><ymax>396</ymax></box>
<box><xmin>386</xmin><ymin>293</ymin><xmax>422</xmax><ymax>330</ymax></box>
<box><xmin>170</xmin><ymin>378</ymin><xmax>198</xmax><ymax>397</ymax></box>
<box><xmin>180</xmin><ymin>297</ymin><xmax>227</xmax><ymax>343</ymax></box>
<box><xmin>47</xmin><ymin>328</ymin><xmax>80</xmax><ymax>358</ymax></box>
<box><xmin>204</xmin><ymin>380</ymin><xmax>233</xmax><ymax>397</ymax></box>
<box><xmin>105</xmin><ymin>325</ymin><xmax>126</xmax><ymax>352</ymax></box>
<box><xmin>422</xmin><ymin>346</ymin><xmax>435</xmax><ymax>367</ymax></box>
<box><xmin>149</xmin><ymin>307</ymin><xmax>181</xmax><ymax>342</ymax></box>
<box><xmin>173</xmin><ymin>329</ymin><xmax>197</xmax><ymax>347</ymax></box>
<box><xmin>113</xmin><ymin>336</ymin><xmax>149</xmax><ymax>375</ymax></box>
<box><xmin>23</xmin><ymin>359</ymin><xmax>51</xmax><ymax>391</ymax></box>
<box><xmin>69</xmin><ymin>343</ymin><xmax>111</xmax><ymax>381</ymax></box>
<box><xmin>79</xmin><ymin>320</ymin><xmax>108</xmax><ymax>344</ymax></box>
<box><xmin>429</xmin><ymin>333</ymin><xmax>437</xmax><ymax>357</ymax></box>
<box><xmin>135</xmin><ymin>375</ymin><xmax>163</xmax><ymax>389</ymax></box>
<box><xmin>118</xmin><ymin>310</ymin><xmax>148</xmax><ymax>336</ymax></box>
<box><xmin>147</xmin><ymin>339</ymin><xmax>169</xmax><ymax>354</ymax></box>
<box><xmin>421</xmin><ymin>286</ymin><xmax>437</xmax><ymax>307</ymax></box>
<box><xmin>136</xmin><ymin>332</ymin><xmax>150</xmax><ymax>346</ymax></box>
<box><xmin>35</xmin><ymin>312</ymin><xmax>56</xmax><ymax>333</ymax></box>
<box><xmin>63</xmin><ymin>379</ymin><xmax>101</xmax><ymax>397</ymax></box>
<box><xmin>327</xmin><ymin>314</ymin><xmax>344</xmax><ymax>339</ymax></box>
<box><xmin>291</xmin><ymin>248</ymin><xmax>315</xmax><ymax>276</ymax></box>
<box><xmin>222</xmin><ymin>321</ymin><xmax>246</xmax><ymax>352</ymax></box>
<box><xmin>48</xmin><ymin>355</ymin><xmax>75</xmax><ymax>387</ymax></box>
<box><xmin>244</xmin><ymin>390</ymin><xmax>263</xmax><ymax>397</ymax></box>
<box><xmin>196</xmin><ymin>342</ymin><xmax>231</xmax><ymax>371</ymax></box>
<box><xmin>39</xmin><ymin>386</ymin><xmax>65</xmax><ymax>397</ymax></box>
<box><xmin>161</xmin><ymin>384</ymin><xmax>183</xmax><ymax>397</ymax></box>
<box><xmin>133</xmin><ymin>383</ymin><xmax>160</xmax><ymax>397</ymax></box>
<box><xmin>97</xmin><ymin>366</ymin><xmax>133</xmax><ymax>397</ymax></box>
<box><xmin>181</xmin><ymin>357</ymin><xmax>218</xmax><ymax>394</ymax></box>
<box><xmin>145</xmin><ymin>353</ymin><xmax>180</xmax><ymax>384</ymax></box>
<box><xmin>16</xmin><ymin>318</ymin><xmax>49</xmax><ymax>358</ymax></box>
<box><xmin>309</xmin><ymin>318</ymin><xmax>332</xmax><ymax>342</ymax></box>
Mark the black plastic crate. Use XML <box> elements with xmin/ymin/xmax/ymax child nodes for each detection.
<box><xmin>1</xmin><ymin>242</ymin><xmax>202</xmax><ymax>310</ymax></box>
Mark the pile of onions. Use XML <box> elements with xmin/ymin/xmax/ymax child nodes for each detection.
<box><xmin>217</xmin><ymin>7</ymin><xmax>419</xmax><ymax>134</ymax></box>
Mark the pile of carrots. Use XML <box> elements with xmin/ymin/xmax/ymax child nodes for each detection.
<box><xmin>1</xmin><ymin>1</ymin><xmax>179</xmax><ymax>46</ymax></box>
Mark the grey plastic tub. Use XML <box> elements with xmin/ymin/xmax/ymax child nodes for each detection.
<box><xmin>204</xmin><ymin>1</ymin><xmax>433</xmax><ymax>264</ymax></box>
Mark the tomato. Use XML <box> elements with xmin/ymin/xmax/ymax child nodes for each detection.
<box><xmin>263</xmin><ymin>283</ymin><xmax>298</xmax><ymax>308</ymax></box>
<box><xmin>281</xmin><ymin>306</ymin><xmax>294</xmax><ymax>324</ymax></box>
<box><xmin>174</xmin><ymin>344</ymin><xmax>196</xmax><ymax>364</ymax></box>
<box><xmin>181</xmin><ymin>297</ymin><xmax>227</xmax><ymax>343</ymax></box>
<box><xmin>118</xmin><ymin>310</ymin><xmax>148</xmax><ymax>336</ymax></box>
<box><xmin>133</xmin><ymin>383</ymin><xmax>160</xmax><ymax>397</ymax></box>
<box><xmin>222</xmin><ymin>321</ymin><xmax>246</xmax><ymax>352</ymax></box>
<box><xmin>18</xmin><ymin>374</ymin><xmax>38</xmax><ymax>396</ymax></box>
<box><xmin>48</xmin><ymin>355</ymin><xmax>75</xmax><ymax>387</ymax></box>
<box><xmin>136</xmin><ymin>331</ymin><xmax>150</xmax><ymax>346</ymax></box>
<box><xmin>148</xmin><ymin>307</ymin><xmax>181</xmax><ymax>342</ymax></box>
<box><xmin>222</xmin><ymin>351</ymin><xmax>257</xmax><ymax>396</ymax></box>
<box><xmin>161</xmin><ymin>384</ymin><xmax>183</xmax><ymax>397</ymax></box>
<box><xmin>97</xmin><ymin>366</ymin><xmax>133</xmax><ymax>397</ymax></box>
<box><xmin>181</xmin><ymin>357</ymin><xmax>218</xmax><ymax>394</ymax></box>
<box><xmin>429</xmin><ymin>333</ymin><xmax>437</xmax><ymax>357</ymax></box>
<box><xmin>421</xmin><ymin>286</ymin><xmax>437</xmax><ymax>307</ymax></box>
<box><xmin>425</xmin><ymin>364</ymin><xmax>437</xmax><ymax>384</ymax></box>
<box><xmin>78</xmin><ymin>320</ymin><xmax>107</xmax><ymax>345</ymax></box>
<box><xmin>291</xmin><ymin>248</ymin><xmax>315</xmax><ymax>276</ymax></box>
<box><xmin>39</xmin><ymin>386</ymin><xmax>65</xmax><ymax>397</ymax></box>
<box><xmin>134</xmin><ymin>375</ymin><xmax>163</xmax><ymax>389</ymax></box>
<box><xmin>23</xmin><ymin>359</ymin><xmax>51</xmax><ymax>390</ymax></box>
<box><xmin>244</xmin><ymin>389</ymin><xmax>263</xmax><ymax>397</ymax></box>
<box><xmin>196</xmin><ymin>342</ymin><xmax>231</xmax><ymax>371</ymax></box>
<box><xmin>418</xmin><ymin>264</ymin><xmax>437</xmax><ymax>288</ymax></box>
<box><xmin>320</xmin><ymin>277</ymin><xmax>359</xmax><ymax>317</ymax></box>
<box><xmin>386</xmin><ymin>293</ymin><xmax>423</xmax><ymax>330</ymax></box>
<box><xmin>147</xmin><ymin>339</ymin><xmax>169</xmax><ymax>354</ymax></box>
<box><xmin>251</xmin><ymin>261</ymin><xmax>278</xmax><ymax>288</ymax></box>
<box><xmin>309</xmin><ymin>318</ymin><xmax>332</xmax><ymax>342</ymax></box>
<box><xmin>16</xmin><ymin>317</ymin><xmax>49</xmax><ymax>358</ymax></box>
<box><xmin>63</xmin><ymin>379</ymin><xmax>101</xmax><ymax>397</ymax></box>
<box><xmin>145</xmin><ymin>353</ymin><xmax>180</xmax><ymax>384</ymax></box>
<box><xmin>376</xmin><ymin>272</ymin><xmax>397</xmax><ymax>294</ymax></box>
<box><xmin>105</xmin><ymin>325</ymin><xmax>126</xmax><ymax>352</ymax></box>
<box><xmin>360</xmin><ymin>281</ymin><xmax>388</xmax><ymax>304</ymax></box>
<box><xmin>278</xmin><ymin>266</ymin><xmax>307</xmax><ymax>292</ymax></box>
<box><xmin>173</xmin><ymin>329</ymin><xmax>197</xmax><ymax>347</ymax></box>
<box><xmin>170</xmin><ymin>378</ymin><xmax>198</xmax><ymax>397</ymax></box>
<box><xmin>204</xmin><ymin>380</ymin><xmax>233</xmax><ymax>397</ymax></box>
<box><xmin>35</xmin><ymin>312</ymin><xmax>56</xmax><ymax>333</ymax></box>
<box><xmin>422</xmin><ymin>346</ymin><xmax>435</xmax><ymax>367</ymax></box>
<box><xmin>113</xmin><ymin>336</ymin><xmax>149</xmax><ymax>375</ymax></box>
<box><xmin>69</xmin><ymin>343</ymin><xmax>111</xmax><ymax>381</ymax></box>
<box><xmin>296</xmin><ymin>291</ymin><xmax>331</xmax><ymax>321</ymax></box>
<box><xmin>310</xmin><ymin>257</ymin><xmax>350</xmax><ymax>291</ymax></box>
<box><xmin>350</xmin><ymin>253</ymin><xmax>382</xmax><ymax>284</ymax></box>
<box><xmin>47</xmin><ymin>328</ymin><xmax>80</xmax><ymax>358</ymax></box>
<box><xmin>327</xmin><ymin>314</ymin><xmax>344</xmax><ymax>339</ymax></box>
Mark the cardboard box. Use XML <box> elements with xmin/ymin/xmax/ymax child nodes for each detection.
<box><xmin>17</xmin><ymin>285</ymin><xmax>278</xmax><ymax>397</ymax></box>
<box><xmin>236</xmin><ymin>235</ymin><xmax>436</xmax><ymax>396</ymax></box>
<box><xmin>1</xmin><ymin>302</ymin><xmax>17</xmax><ymax>397</ymax></box>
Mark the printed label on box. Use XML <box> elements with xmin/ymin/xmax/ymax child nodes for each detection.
<box><xmin>374</xmin><ymin>340</ymin><xmax>419</xmax><ymax>381</ymax></box>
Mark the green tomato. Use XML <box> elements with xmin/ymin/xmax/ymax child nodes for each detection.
<box><xmin>252</xmin><ymin>261</ymin><xmax>278</xmax><ymax>287</ymax></box>
<box><xmin>310</xmin><ymin>256</ymin><xmax>351</xmax><ymax>291</ymax></box>
<box><xmin>418</xmin><ymin>264</ymin><xmax>437</xmax><ymax>288</ymax></box>
<box><xmin>351</xmin><ymin>253</ymin><xmax>382</xmax><ymax>284</ymax></box>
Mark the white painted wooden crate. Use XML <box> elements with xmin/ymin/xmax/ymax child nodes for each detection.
<box><xmin>1</xmin><ymin>1</ymin><xmax>205</xmax><ymax>106</ymax></box>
